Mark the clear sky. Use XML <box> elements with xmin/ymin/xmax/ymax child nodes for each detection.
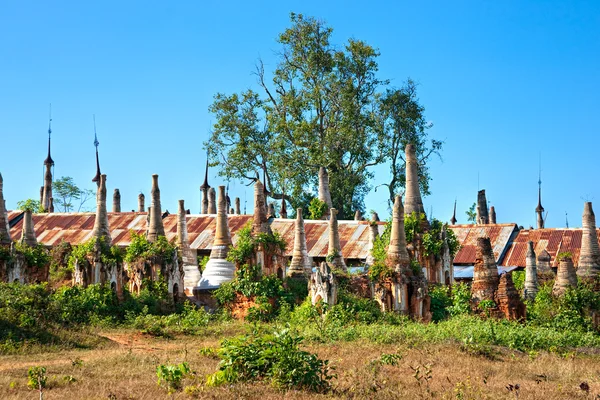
<box><xmin>1</xmin><ymin>1</ymin><xmax>599</xmax><ymax>227</ymax></box>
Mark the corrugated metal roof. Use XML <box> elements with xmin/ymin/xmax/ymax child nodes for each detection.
<box><xmin>7</xmin><ymin>212</ymin><xmax>385</xmax><ymax>260</ymax></box>
<box><xmin>500</xmin><ymin>228</ymin><xmax>600</xmax><ymax>267</ymax></box>
<box><xmin>449</xmin><ymin>224</ymin><xmax>518</xmax><ymax>265</ymax></box>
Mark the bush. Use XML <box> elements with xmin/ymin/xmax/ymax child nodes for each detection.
<box><xmin>156</xmin><ymin>362</ymin><xmax>191</xmax><ymax>394</ymax></box>
<box><xmin>429</xmin><ymin>285</ymin><xmax>451</xmax><ymax>322</ymax></box>
<box><xmin>447</xmin><ymin>282</ymin><xmax>471</xmax><ymax>316</ymax></box>
<box><xmin>206</xmin><ymin>328</ymin><xmax>334</xmax><ymax>392</ymax></box>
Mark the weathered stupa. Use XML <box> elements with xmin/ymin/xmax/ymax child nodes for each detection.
<box><xmin>476</xmin><ymin>190</ymin><xmax>489</xmax><ymax>224</ymax></box>
<box><xmin>42</xmin><ymin>117</ymin><xmax>54</xmax><ymax>213</ymax></box>
<box><xmin>365</xmin><ymin>215</ymin><xmax>379</xmax><ymax>266</ymax></box>
<box><xmin>197</xmin><ymin>186</ymin><xmax>235</xmax><ymax>289</ymax></box>
<box><xmin>354</xmin><ymin>210</ymin><xmax>362</xmax><ymax>221</ymax></box>
<box><xmin>404</xmin><ymin>143</ymin><xmax>425</xmax><ymax>217</ymax></box>
<box><xmin>318</xmin><ymin>167</ymin><xmax>333</xmax><ymax>219</ymax></box>
<box><xmin>386</xmin><ymin>195</ymin><xmax>410</xmax><ymax>272</ymax></box>
<box><xmin>234</xmin><ymin>197</ymin><xmax>241</xmax><ymax>215</ymax></box>
<box><xmin>147</xmin><ymin>174</ymin><xmax>165</xmax><ymax>242</ymax></box>
<box><xmin>287</xmin><ymin>208</ymin><xmax>312</xmax><ymax>278</ymax></box>
<box><xmin>471</xmin><ymin>237</ymin><xmax>498</xmax><ymax>304</ymax></box>
<box><xmin>0</xmin><ymin>173</ymin><xmax>11</xmax><ymax>245</ymax></box>
<box><xmin>91</xmin><ymin>174</ymin><xmax>112</xmax><ymax>245</ymax></box>
<box><xmin>177</xmin><ymin>200</ymin><xmax>199</xmax><ymax>290</ymax></box>
<box><xmin>20</xmin><ymin>209</ymin><xmax>38</xmax><ymax>247</ymax></box>
<box><xmin>113</xmin><ymin>189</ymin><xmax>121</xmax><ymax>212</ymax></box>
<box><xmin>537</xmin><ymin>249</ymin><xmax>552</xmax><ymax>274</ymax></box>
<box><xmin>524</xmin><ymin>241</ymin><xmax>538</xmax><ymax>301</ymax></box>
<box><xmin>326</xmin><ymin>208</ymin><xmax>346</xmax><ymax>271</ymax></box>
<box><xmin>489</xmin><ymin>206</ymin><xmax>496</xmax><ymax>224</ymax></box>
<box><xmin>207</xmin><ymin>188</ymin><xmax>217</xmax><ymax>214</ymax></box>
<box><xmin>577</xmin><ymin>202</ymin><xmax>600</xmax><ymax>279</ymax></box>
<box><xmin>553</xmin><ymin>255</ymin><xmax>577</xmax><ymax>296</ymax></box>
<box><xmin>252</xmin><ymin>180</ymin><xmax>271</xmax><ymax>236</ymax></box>
<box><xmin>138</xmin><ymin>193</ymin><xmax>145</xmax><ymax>212</ymax></box>
<box><xmin>280</xmin><ymin>198</ymin><xmax>287</xmax><ymax>219</ymax></box>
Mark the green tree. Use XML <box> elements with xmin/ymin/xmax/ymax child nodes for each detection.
<box><xmin>17</xmin><ymin>199</ymin><xmax>43</xmax><ymax>213</ymax></box>
<box><xmin>378</xmin><ymin>80</ymin><xmax>442</xmax><ymax>207</ymax></box>
<box><xmin>465</xmin><ymin>202</ymin><xmax>476</xmax><ymax>224</ymax></box>
<box><xmin>53</xmin><ymin>176</ymin><xmax>94</xmax><ymax>213</ymax></box>
<box><xmin>207</xmin><ymin>13</ymin><xmax>387</xmax><ymax>218</ymax></box>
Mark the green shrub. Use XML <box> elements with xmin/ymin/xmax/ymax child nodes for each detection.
<box><xmin>125</xmin><ymin>231</ymin><xmax>176</xmax><ymax>264</ymax></box>
<box><xmin>13</xmin><ymin>243</ymin><xmax>50</xmax><ymax>269</ymax></box>
<box><xmin>206</xmin><ymin>328</ymin><xmax>334</xmax><ymax>392</ymax></box>
<box><xmin>27</xmin><ymin>366</ymin><xmax>47</xmax><ymax>391</ymax></box>
<box><xmin>308</xmin><ymin>198</ymin><xmax>328</xmax><ymax>220</ymax></box>
<box><xmin>512</xmin><ymin>271</ymin><xmax>525</xmax><ymax>291</ymax></box>
<box><xmin>429</xmin><ymin>285</ymin><xmax>451</xmax><ymax>322</ymax></box>
<box><xmin>447</xmin><ymin>282</ymin><xmax>471</xmax><ymax>316</ymax></box>
<box><xmin>156</xmin><ymin>362</ymin><xmax>191</xmax><ymax>394</ymax></box>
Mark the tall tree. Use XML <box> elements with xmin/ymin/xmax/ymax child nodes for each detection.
<box><xmin>53</xmin><ymin>176</ymin><xmax>94</xmax><ymax>212</ymax></box>
<box><xmin>207</xmin><ymin>14</ymin><xmax>441</xmax><ymax>218</ymax></box>
<box><xmin>378</xmin><ymin>80</ymin><xmax>442</xmax><ymax>208</ymax></box>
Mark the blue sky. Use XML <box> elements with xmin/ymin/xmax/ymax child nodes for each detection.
<box><xmin>1</xmin><ymin>1</ymin><xmax>598</xmax><ymax>227</ymax></box>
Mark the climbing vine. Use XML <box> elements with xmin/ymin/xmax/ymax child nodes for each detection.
<box><xmin>124</xmin><ymin>231</ymin><xmax>176</xmax><ymax>264</ymax></box>
<box><xmin>68</xmin><ymin>236</ymin><xmax>123</xmax><ymax>269</ymax></box>
<box><xmin>13</xmin><ymin>242</ymin><xmax>50</xmax><ymax>269</ymax></box>
<box><xmin>308</xmin><ymin>198</ymin><xmax>328</xmax><ymax>220</ymax></box>
<box><xmin>227</xmin><ymin>221</ymin><xmax>286</xmax><ymax>266</ymax></box>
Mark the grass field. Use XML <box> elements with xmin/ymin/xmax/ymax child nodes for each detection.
<box><xmin>1</xmin><ymin>321</ymin><xmax>599</xmax><ymax>400</ymax></box>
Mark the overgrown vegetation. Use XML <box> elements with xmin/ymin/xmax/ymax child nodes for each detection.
<box><xmin>226</xmin><ymin>221</ymin><xmax>286</xmax><ymax>266</ymax></box>
<box><xmin>13</xmin><ymin>242</ymin><xmax>50</xmax><ymax>269</ymax></box>
<box><xmin>68</xmin><ymin>236</ymin><xmax>123</xmax><ymax>270</ymax></box>
<box><xmin>124</xmin><ymin>231</ymin><xmax>176</xmax><ymax>264</ymax></box>
<box><xmin>206</xmin><ymin>328</ymin><xmax>334</xmax><ymax>393</ymax></box>
<box><xmin>308</xmin><ymin>198</ymin><xmax>328</xmax><ymax>220</ymax></box>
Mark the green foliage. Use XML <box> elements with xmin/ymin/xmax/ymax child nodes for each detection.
<box><xmin>197</xmin><ymin>255</ymin><xmax>209</xmax><ymax>273</ymax></box>
<box><xmin>13</xmin><ymin>242</ymin><xmax>50</xmax><ymax>269</ymax></box>
<box><xmin>68</xmin><ymin>237</ymin><xmax>122</xmax><ymax>270</ymax></box>
<box><xmin>156</xmin><ymin>362</ymin><xmax>191</xmax><ymax>394</ymax></box>
<box><xmin>207</xmin><ymin>14</ymin><xmax>441</xmax><ymax>219</ymax></box>
<box><xmin>371</xmin><ymin>219</ymin><xmax>391</xmax><ymax>265</ymax></box>
<box><xmin>308</xmin><ymin>198</ymin><xmax>328</xmax><ymax>220</ymax></box>
<box><xmin>214</xmin><ymin>264</ymin><xmax>288</xmax><ymax>322</ymax></box>
<box><xmin>410</xmin><ymin>259</ymin><xmax>422</xmax><ymax>275</ymax></box>
<box><xmin>367</xmin><ymin>263</ymin><xmax>394</xmax><ymax>282</ymax></box>
<box><xmin>445</xmin><ymin>227</ymin><xmax>461</xmax><ymax>258</ymax></box>
<box><xmin>53</xmin><ymin>176</ymin><xmax>95</xmax><ymax>212</ymax></box>
<box><xmin>206</xmin><ymin>328</ymin><xmax>334</xmax><ymax>392</ymax></box>
<box><xmin>404</xmin><ymin>212</ymin><xmax>425</xmax><ymax>243</ymax></box>
<box><xmin>124</xmin><ymin>231</ymin><xmax>176</xmax><ymax>264</ymax></box>
<box><xmin>0</xmin><ymin>246</ymin><xmax>11</xmax><ymax>263</ymax></box>
<box><xmin>465</xmin><ymin>202</ymin><xmax>476</xmax><ymax>224</ymax></box>
<box><xmin>447</xmin><ymin>283</ymin><xmax>471</xmax><ymax>317</ymax></box>
<box><xmin>48</xmin><ymin>241</ymin><xmax>73</xmax><ymax>284</ymax></box>
<box><xmin>16</xmin><ymin>199</ymin><xmax>43</xmax><ymax>213</ymax></box>
<box><xmin>429</xmin><ymin>285</ymin><xmax>451</xmax><ymax>322</ymax></box>
<box><xmin>27</xmin><ymin>366</ymin><xmax>47</xmax><ymax>391</ymax></box>
<box><xmin>512</xmin><ymin>271</ymin><xmax>525</xmax><ymax>291</ymax></box>
<box><xmin>528</xmin><ymin>282</ymin><xmax>600</xmax><ymax>333</ymax></box>
<box><xmin>558</xmin><ymin>251</ymin><xmax>572</xmax><ymax>261</ymax></box>
<box><xmin>227</xmin><ymin>222</ymin><xmax>286</xmax><ymax>266</ymax></box>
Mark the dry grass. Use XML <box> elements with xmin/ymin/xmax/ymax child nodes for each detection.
<box><xmin>1</xmin><ymin>327</ymin><xmax>599</xmax><ymax>399</ymax></box>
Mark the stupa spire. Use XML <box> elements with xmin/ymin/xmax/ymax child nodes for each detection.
<box><xmin>92</xmin><ymin>115</ymin><xmax>102</xmax><ymax>186</ymax></box>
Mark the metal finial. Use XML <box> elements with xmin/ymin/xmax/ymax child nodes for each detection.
<box><xmin>93</xmin><ymin>114</ymin><xmax>99</xmax><ymax>148</ymax></box>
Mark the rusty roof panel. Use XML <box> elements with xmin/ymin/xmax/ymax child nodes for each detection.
<box><xmin>449</xmin><ymin>224</ymin><xmax>518</xmax><ymax>265</ymax></box>
<box><xmin>6</xmin><ymin>212</ymin><xmax>383</xmax><ymax>260</ymax></box>
<box><xmin>500</xmin><ymin>228</ymin><xmax>600</xmax><ymax>267</ymax></box>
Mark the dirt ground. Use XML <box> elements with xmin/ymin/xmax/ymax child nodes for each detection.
<box><xmin>1</xmin><ymin>329</ymin><xmax>600</xmax><ymax>399</ymax></box>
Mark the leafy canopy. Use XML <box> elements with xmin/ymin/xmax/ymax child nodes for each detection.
<box><xmin>207</xmin><ymin>13</ymin><xmax>441</xmax><ymax>218</ymax></box>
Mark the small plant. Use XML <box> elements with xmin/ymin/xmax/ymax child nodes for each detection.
<box><xmin>557</xmin><ymin>251</ymin><xmax>572</xmax><ymax>261</ymax></box>
<box><xmin>27</xmin><ymin>366</ymin><xmax>47</xmax><ymax>400</ymax></box>
<box><xmin>379</xmin><ymin>352</ymin><xmax>403</xmax><ymax>366</ymax></box>
<box><xmin>308</xmin><ymin>198</ymin><xmax>328</xmax><ymax>220</ymax></box>
<box><xmin>206</xmin><ymin>328</ymin><xmax>334</xmax><ymax>392</ymax></box>
<box><xmin>367</xmin><ymin>263</ymin><xmax>394</xmax><ymax>282</ymax></box>
<box><xmin>156</xmin><ymin>362</ymin><xmax>191</xmax><ymax>394</ymax></box>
